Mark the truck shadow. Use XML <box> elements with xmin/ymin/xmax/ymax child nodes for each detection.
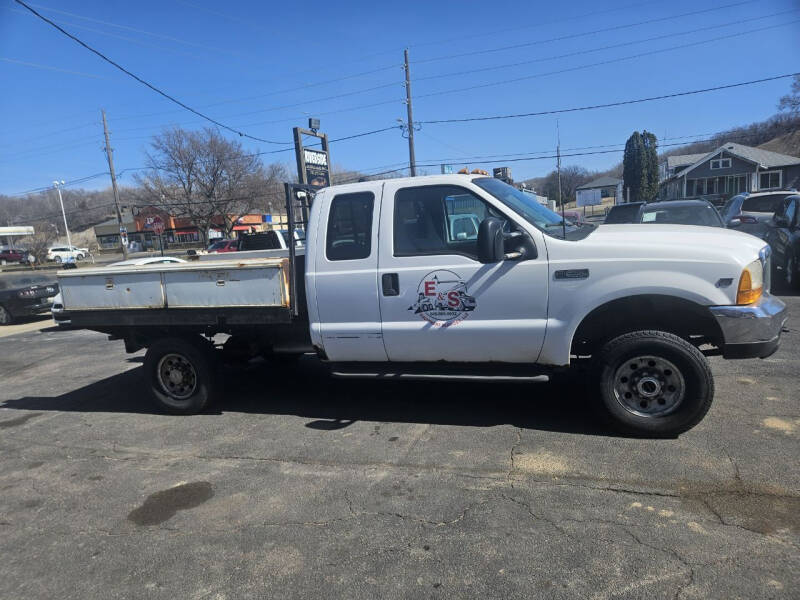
<box><xmin>2</xmin><ymin>356</ymin><xmax>619</xmax><ymax>437</ymax></box>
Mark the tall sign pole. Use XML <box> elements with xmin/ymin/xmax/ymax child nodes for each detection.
<box><xmin>101</xmin><ymin>109</ymin><xmax>128</xmax><ymax>259</ymax></box>
<box><xmin>293</xmin><ymin>119</ymin><xmax>330</xmax><ymax>188</ymax></box>
<box><xmin>556</xmin><ymin>120</ymin><xmax>565</xmax><ymax>239</ymax></box>
<box><xmin>403</xmin><ymin>48</ymin><xmax>417</xmax><ymax>177</ymax></box>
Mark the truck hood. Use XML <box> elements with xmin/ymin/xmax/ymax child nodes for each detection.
<box><xmin>564</xmin><ymin>224</ymin><xmax>767</xmax><ymax>267</ymax></box>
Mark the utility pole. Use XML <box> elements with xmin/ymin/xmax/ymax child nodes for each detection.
<box><xmin>101</xmin><ymin>109</ymin><xmax>128</xmax><ymax>259</ymax></box>
<box><xmin>52</xmin><ymin>180</ymin><xmax>72</xmax><ymax>250</ymax></box>
<box><xmin>403</xmin><ymin>48</ymin><xmax>417</xmax><ymax>177</ymax></box>
<box><xmin>556</xmin><ymin>121</ymin><xmax>565</xmax><ymax>239</ymax></box>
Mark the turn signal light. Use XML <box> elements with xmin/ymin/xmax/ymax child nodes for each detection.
<box><xmin>736</xmin><ymin>260</ymin><xmax>763</xmax><ymax>305</ymax></box>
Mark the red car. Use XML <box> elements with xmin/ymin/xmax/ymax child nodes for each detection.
<box><xmin>206</xmin><ymin>239</ymin><xmax>238</xmax><ymax>253</ymax></box>
<box><xmin>0</xmin><ymin>249</ymin><xmax>27</xmax><ymax>264</ymax></box>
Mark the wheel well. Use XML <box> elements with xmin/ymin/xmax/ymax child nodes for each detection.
<box><xmin>571</xmin><ymin>295</ymin><xmax>723</xmax><ymax>356</ymax></box>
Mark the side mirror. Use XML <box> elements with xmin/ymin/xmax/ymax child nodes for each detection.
<box><xmin>477</xmin><ymin>217</ymin><xmax>505</xmax><ymax>263</ymax></box>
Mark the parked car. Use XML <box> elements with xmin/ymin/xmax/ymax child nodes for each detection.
<box><xmin>0</xmin><ymin>249</ymin><xmax>27</xmax><ymax>265</ymax></box>
<box><xmin>108</xmin><ymin>256</ymin><xmax>187</xmax><ymax>267</ymax></box>
<box><xmin>47</xmin><ymin>245</ymin><xmax>87</xmax><ymax>263</ymax></box>
<box><xmin>720</xmin><ymin>190</ymin><xmax>797</xmax><ymax>229</ymax></box>
<box><xmin>640</xmin><ymin>200</ymin><xmax>725</xmax><ymax>228</ymax></box>
<box><xmin>207</xmin><ymin>239</ymin><xmax>239</xmax><ymax>253</ymax></box>
<box><xmin>758</xmin><ymin>194</ymin><xmax>800</xmax><ymax>289</ymax></box>
<box><xmin>0</xmin><ymin>273</ymin><xmax>58</xmax><ymax>325</ymax></box>
<box><xmin>238</xmin><ymin>230</ymin><xmax>287</xmax><ymax>251</ymax></box>
<box><xmin>604</xmin><ymin>202</ymin><xmax>645</xmax><ymax>224</ymax></box>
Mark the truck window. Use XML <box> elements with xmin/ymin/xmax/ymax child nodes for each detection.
<box><xmin>394</xmin><ymin>185</ymin><xmax>497</xmax><ymax>260</ymax></box>
<box><xmin>326</xmin><ymin>192</ymin><xmax>374</xmax><ymax>261</ymax></box>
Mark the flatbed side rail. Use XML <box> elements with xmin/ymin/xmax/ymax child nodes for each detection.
<box><xmin>284</xmin><ymin>183</ymin><xmax>315</xmax><ymax>317</ymax></box>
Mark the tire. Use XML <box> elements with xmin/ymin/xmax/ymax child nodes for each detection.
<box><xmin>596</xmin><ymin>330</ymin><xmax>713</xmax><ymax>437</ymax></box>
<box><xmin>54</xmin><ymin>256</ymin><xmax>62</xmax><ymax>264</ymax></box>
<box><xmin>143</xmin><ymin>337</ymin><xmax>218</xmax><ymax>415</ymax></box>
<box><xmin>0</xmin><ymin>304</ymin><xmax>12</xmax><ymax>326</ymax></box>
<box><xmin>76</xmin><ymin>254</ymin><xmax>83</xmax><ymax>261</ymax></box>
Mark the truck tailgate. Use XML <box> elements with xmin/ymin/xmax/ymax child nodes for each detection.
<box><xmin>58</xmin><ymin>258</ymin><xmax>289</xmax><ymax>310</ymax></box>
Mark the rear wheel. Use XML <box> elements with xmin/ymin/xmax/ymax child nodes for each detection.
<box><xmin>54</xmin><ymin>256</ymin><xmax>62</xmax><ymax>263</ymax></box>
<box><xmin>596</xmin><ymin>330</ymin><xmax>713</xmax><ymax>437</ymax></box>
<box><xmin>144</xmin><ymin>337</ymin><xmax>218</xmax><ymax>414</ymax></box>
<box><xmin>0</xmin><ymin>304</ymin><xmax>12</xmax><ymax>325</ymax></box>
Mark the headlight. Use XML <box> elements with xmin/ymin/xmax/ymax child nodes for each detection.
<box><xmin>737</xmin><ymin>259</ymin><xmax>763</xmax><ymax>305</ymax></box>
<box><xmin>17</xmin><ymin>289</ymin><xmax>37</xmax><ymax>298</ymax></box>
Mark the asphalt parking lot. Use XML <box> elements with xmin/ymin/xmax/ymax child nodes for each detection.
<box><xmin>1</xmin><ymin>295</ymin><xmax>797</xmax><ymax>599</ymax></box>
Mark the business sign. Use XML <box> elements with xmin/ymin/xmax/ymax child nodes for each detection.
<box><xmin>576</xmin><ymin>188</ymin><xmax>602</xmax><ymax>207</ymax></box>
<box><xmin>294</xmin><ymin>126</ymin><xmax>331</xmax><ymax>190</ymax></box>
<box><xmin>303</xmin><ymin>148</ymin><xmax>330</xmax><ymax>188</ymax></box>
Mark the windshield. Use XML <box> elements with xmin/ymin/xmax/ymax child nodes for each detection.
<box><xmin>642</xmin><ymin>204</ymin><xmax>724</xmax><ymax>227</ymax></box>
<box><xmin>207</xmin><ymin>241</ymin><xmax>228</xmax><ymax>250</ymax></box>
<box><xmin>472</xmin><ymin>177</ymin><xmax>580</xmax><ymax>237</ymax></box>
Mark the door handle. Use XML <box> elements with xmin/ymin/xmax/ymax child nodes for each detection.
<box><xmin>382</xmin><ymin>273</ymin><xmax>399</xmax><ymax>296</ymax></box>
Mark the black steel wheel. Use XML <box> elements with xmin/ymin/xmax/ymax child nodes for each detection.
<box><xmin>143</xmin><ymin>337</ymin><xmax>218</xmax><ymax>414</ymax></box>
<box><xmin>597</xmin><ymin>330</ymin><xmax>713</xmax><ymax>437</ymax></box>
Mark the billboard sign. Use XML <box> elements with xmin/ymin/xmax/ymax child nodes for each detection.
<box><xmin>303</xmin><ymin>148</ymin><xmax>330</xmax><ymax>188</ymax></box>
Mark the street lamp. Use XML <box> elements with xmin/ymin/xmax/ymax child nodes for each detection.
<box><xmin>52</xmin><ymin>180</ymin><xmax>72</xmax><ymax>250</ymax></box>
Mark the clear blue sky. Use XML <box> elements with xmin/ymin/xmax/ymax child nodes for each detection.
<box><xmin>1</xmin><ymin>0</ymin><xmax>798</xmax><ymax>195</ymax></box>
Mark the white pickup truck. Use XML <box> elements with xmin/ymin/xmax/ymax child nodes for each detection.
<box><xmin>54</xmin><ymin>174</ymin><xmax>787</xmax><ymax>437</ymax></box>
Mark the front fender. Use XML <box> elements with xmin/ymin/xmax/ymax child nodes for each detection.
<box><xmin>539</xmin><ymin>265</ymin><xmax>735</xmax><ymax>366</ymax></box>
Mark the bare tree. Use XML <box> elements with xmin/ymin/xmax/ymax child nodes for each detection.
<box><xmin>23</xmin><ymin>221</ymin><xmax>58</xmax><ymax>266</ymax></box>
<box><xmin>137</xmin><ymin>127</ymin><xmax>273</xmax><ymax>243</ymax></box>
<box><xmin>778</xmin><ymin>74</ymin><xmax>800</xmax><ymax>115</ymax></box>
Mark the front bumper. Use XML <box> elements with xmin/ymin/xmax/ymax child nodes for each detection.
<box><xmin>709</xmin><ymin>294</ymin><xmax>788</xmax><ymax>359</ymax></box>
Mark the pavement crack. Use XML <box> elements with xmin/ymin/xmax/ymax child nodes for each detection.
<box><xmin>506</xmin><ymin>427</ymin><xmax>522</xmax><ymax>482</ymax></box>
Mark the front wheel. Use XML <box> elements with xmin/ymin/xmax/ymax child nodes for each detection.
<box><xmin>143</xmin><ymin>337</ymin><xmax>218</xmax><ymax>414</ymax></box>
<box><xmin>596</xmin><ymin>330</ymin><xmax>714</xmax><ymax>437</ymax></box>
<box><xmin>0</xmin><ymin>304</ymin><xmax>12</xmax><ymax>326</ymax></box>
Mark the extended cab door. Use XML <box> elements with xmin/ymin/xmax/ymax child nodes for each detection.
<box><xmin>377</xmin><ymin>180</ymin><xmax>549</xmax><ymax>362</ymax></box>
<box><xmin>309</xmin><ymin>182</ymin><xmax>388</xmax><ymax>361</ymax></box>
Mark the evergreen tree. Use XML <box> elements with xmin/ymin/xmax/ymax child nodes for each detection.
<box><xmin>623</xmin><ymin>131</ymin><xmax>660</xmax><ymax>202</ymax></box>
<box><xmin>642</xmin><ymin>130</ymin><xmax>659</xmax><ymax>201</ymax></box>
<box><xmin>623</xmin><ymin>131</ymin><xmax>645</xmax><ymax>202</ymax></box>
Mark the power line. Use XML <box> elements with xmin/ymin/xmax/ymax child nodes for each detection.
<box><xmin>414</xmin><ymin>20</ymin><xmax>799</xmax><ymax>101</ymax></box>
<box><xmin>413</xmin><ymin>9</ymin><xmax>797</xmax><ymax>84</ymax></box>
<box><xmin>26</xmin><ymin>2</ymin><xmax>245</xmax><ymax>56</ymax></box>
<box><xmin>13</xmin><ymin>0</ymin><xmax>289</xmax><ymax>145</ymax></box>
<box><xmin>419</xmin><ymin>73</ymin><xmax>800</xmax><ymax>124</ymax></box>
<box><xmin>413</xmin><ymin>0</ymin><xmax>756</xmax><ymax>65</ymax></box>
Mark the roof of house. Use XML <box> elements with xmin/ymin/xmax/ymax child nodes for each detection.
<box><xmin>672</xmin><ymin>142</ymin><xmax>800</xmax><ymax>179</ymax></box>
<box><xmin>576</xmin><ymin>175</ymin><xmax>623</xmax><ymax>190</ymax></box>
<box><xmin>666</xmin><ymin>153</ymin><xmax>707</xmax><ymax>170</ymax></box>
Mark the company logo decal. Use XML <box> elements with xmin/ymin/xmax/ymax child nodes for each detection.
<box><xmin>408</xmin><ymin>270</ymin><xmax>476</xmax><ymax>327</ymax></box>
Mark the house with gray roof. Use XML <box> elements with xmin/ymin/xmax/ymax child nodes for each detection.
<box><xmin>659</xmin><ymin>142</ymin><xmax>800</xmax><ymax>203</ymax></box>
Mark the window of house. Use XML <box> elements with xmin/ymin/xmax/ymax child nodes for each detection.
<box><xmin>394</xmin><ymin>185</ymin><xmax>500</xmax><ymax>259</ymax></box>
<box><xmin>326</xmin><ymin>191</ymin><xmax>374</xmax><ymax>261</ymax></box>
<box><xmin>710</xmin><ymin>158</ymin><xmax>732</xmax><ymax>169</ymax></box>
<box><xmin>759</xmin><ymin>171</ymin><xmax>781</xmax><ymax>190</ymax></box>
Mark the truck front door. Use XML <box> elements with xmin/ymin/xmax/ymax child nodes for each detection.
<box><xmin>377</xmin><ymin>181</ymin><xmax>549</xmax><ymax>362</ymax></box>
<box><xmin>311</xmin><ymin>182</ymin><xmax>388</xmax><ymax>361</ymax></box>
